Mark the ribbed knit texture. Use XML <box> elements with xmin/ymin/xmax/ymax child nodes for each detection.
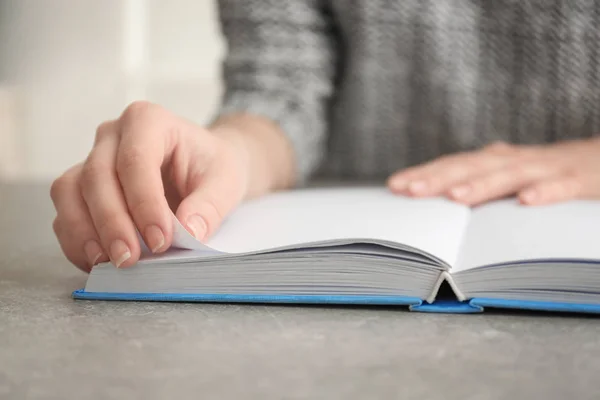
<box><xmin>217</xmin><ymin>0</ymin><xmax>600</xmax><ymax>182</ymax></box>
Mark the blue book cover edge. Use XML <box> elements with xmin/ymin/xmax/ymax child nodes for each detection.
<box><xmin>72</xmin><ymin>289</ymin><xmax>423</xmax><ymax>307</ymax></box>
<box><xmin>72</xmin><ymin>289</ymin><xmax>600</xmax><ymax>315</ymax></box>
<box><xmin>470</xmin><ymin>298</ymin><xmax>600</xmax><ymax>314</ymax></box>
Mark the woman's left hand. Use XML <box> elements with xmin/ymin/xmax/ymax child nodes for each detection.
<box><xmin>387</xmin><ymin>138</ymin><xmax>600</xmax><ymax>206</ymax></box>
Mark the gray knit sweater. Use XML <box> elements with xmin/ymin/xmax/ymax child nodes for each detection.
<box><xmin>216</xmin><ymin>0</ymin><xmax>600</xmax><ymax>182</ymax></box>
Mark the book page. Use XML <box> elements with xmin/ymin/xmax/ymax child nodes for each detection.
<box><xmin>171</xmin><ymin>187</ymin><xmax>471</xmax><ymax>266</ymax></box>
<box><xmin>454</xmin><ymin>198</ymin><xmax>600</xmax><ymax>272</ymax></box>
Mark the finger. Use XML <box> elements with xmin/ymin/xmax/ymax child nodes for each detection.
<box><xmin>116</xmin><ymin>101</ymin><xmax>175</xmax><ymax>253</ymax></box>
<box><xmin>80</xmin><ymin>121</ymin><xmax>141</xmax><ymax>268</ymax></box>
<box><xmin>448</xmin><ymin>161</ymin><xmax>559</xmax><ymax>205</ymax></box>
<box><xmin>50</xmin><ymin>165</ymin><xmax>109</xmax><ymax>272</ymax></box>
<box><xmin>519</xmin><ymin>175</ymin><xmax>584</xmax><ymax>205</ymax></box>
<box><xmin>387</xmin><ymin>154</ymin><xmax>470</xmax><ymax>195</ymax></box>
<box><xmin>175</xmin><ymin>166</ymin><xmax>243</xmax><ymax>242</ymax></box>
<box><xmin>388</xmin><ymin>151</ymin><xmax>509</xmax><ymax>197</ymax></box>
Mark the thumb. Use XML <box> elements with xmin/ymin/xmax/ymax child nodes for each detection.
<box><xmin>175</xmin><ymin>174</ymin><xmax>243</xmax><ymax>242</ymax></box>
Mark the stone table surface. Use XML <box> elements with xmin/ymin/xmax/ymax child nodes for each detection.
<box><xmin>1</xmin><ymin>182</ymin><xmax>599</xmax><ymax>400</ymax></box>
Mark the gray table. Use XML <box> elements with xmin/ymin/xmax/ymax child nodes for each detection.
<box><xmin>1</xmin><ymin>182</ymin><xmax>599</xmax><ymax>400</ymax></box>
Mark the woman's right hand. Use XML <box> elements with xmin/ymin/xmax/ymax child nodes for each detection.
<box><xmin>50</xmin><ymin>101</ymin><xmax>254</xmax><ymax>272</ymax></box>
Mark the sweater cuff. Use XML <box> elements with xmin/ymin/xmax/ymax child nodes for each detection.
<box><xmin>217</xmin><ymin>92</ymin><xmax>323</xmax><ymax>185</ymax></box>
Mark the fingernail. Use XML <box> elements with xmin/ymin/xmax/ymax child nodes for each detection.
<box><xmin>84</xmin><ymin>240</ymin><xmax>103</xmax><ymax>266</ymax></box>
<box><xmin>109</xmin><ymin>239</ymin><xmax>131</xmax><ymax>268</ymax></box>
<box><xmin>450</xmin><ymin>185</ymin><xmax>471</xmax><ymax>199</ymax></box>
<box><xmin>186</xmin><ymin>214</ymin><xmax>207</xmax><ymax>241</ymax></box>
<box><xmin>145</xmin><ymin>224</ymin><xmax>165</xmax><ymax>253</ymax></box>
<box><xmin>408</xmin><ymin>181</ymin><xmax>428</xmax><ymax>195</ymax></box>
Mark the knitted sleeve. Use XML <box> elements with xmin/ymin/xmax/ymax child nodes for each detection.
<box><xmin>215</xmin><ymin>0</ymin><xmax>338</xmax><ymax>183</ymax></box>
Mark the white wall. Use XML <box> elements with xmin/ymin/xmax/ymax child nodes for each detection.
<box><xmin>0</xmin><ymin>0</ymin><xmax>225</xmax><ymax>180</ymax></box>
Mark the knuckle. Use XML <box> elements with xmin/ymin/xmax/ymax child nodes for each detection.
<box><xmin>94</xmin><ymin>120</ymin><xmax>116</xmax><ymax>143</ymax></box>
<box><xmin>54</xmin><ymin>209</ymin><xmax>90</xmax><ymax>238</ymax></box>
<box><xmin>94</xmin><ymin>210</ymin><xmax>122</xmax><ymax>237</ymax></box>
<box><xmin>50</xmin><ymin>166</ymin><xmax>81</xmax><ymax>203</ymax></box>
<box><xmin>509</xmin><ymin>164</ymin><xmax>529</xmax><ymax>179</ymax></box>
<box><xmin>64</xmin><ymin>212</ymin><xmax>89</xmax><ymax>234</ymax></box>
<box><xmin>117</xmin><ymin>144</ymin><xmax>145</xmax><ymax>173</ymax></box>
<box><xmin>121</xmin><ymin>101</ymin><xmax>158</xmax><ymax>124</ymax></box>
<box><xmin>81</xmin><ymin>155</ymin><xmax>111</xmax><ymax>183</ymax></box>
<box><xmin>127</xmin><ymin>196</ymin><xmax>157</xmax><ymax>219</ymax></box>
<box><xmin>463</xmin><ymin>154</ymin><xmax>487</xmax><ymax>170</ymax></box>
<box><xmin>459</xmin><ymin>153</ymin><xmax>494</xmax><ymax>174</ymax></box>
<box><xmin>50</xmin><ymin>175</ymin><xmax>69</xmax><ymax>203</ymax></box>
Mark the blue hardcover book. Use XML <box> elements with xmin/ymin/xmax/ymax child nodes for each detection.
<box><xmin>73</xmin><ymin>188</ymin><xmax>600</xmax><ymax>315</ymax></box>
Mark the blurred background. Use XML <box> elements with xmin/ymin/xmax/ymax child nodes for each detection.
<box><xmin>0</xmin><ymin>0</ymin><xmax>225</xmax><ymax>181</ymax></box>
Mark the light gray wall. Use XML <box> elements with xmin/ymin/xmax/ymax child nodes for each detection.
<box><xmin>0</xmin><ymin>0</ymin><xmax>225</xmax><ymax>180</ymax></box>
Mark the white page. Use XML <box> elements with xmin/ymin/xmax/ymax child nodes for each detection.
<box><xmin>169</xmin><ymin>187</ymin><xmax>471</xmax><ymax>266</ymax></box>
<box><xmin>454</xmin><ymin>198</ymin><xmax>600</xmax><ymax>272</ymax></box>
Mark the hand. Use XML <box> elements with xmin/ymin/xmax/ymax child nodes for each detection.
<box><xmin>51</xmin><ymin>101</ymin><xmax>250</xmax><ymax>272</ymax></box>
<box><xmin>387</xmin><ymin>139</ymin><xmax>600</xmax><ymax>206</ymax></box>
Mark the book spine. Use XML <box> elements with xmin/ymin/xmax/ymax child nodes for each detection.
<box><xmin>444</xmin><ymin>272</ymin><xmax>467</xmax><ymax>302</ymax></box>
<box><xmin>425</xmin><ymin>271</ymin><xmax>467</xmax><ymax>304</ymax></box>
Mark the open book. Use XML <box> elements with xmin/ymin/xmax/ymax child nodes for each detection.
<box><xmin>73</xmin><ymin>187</ymin><xmax>600</xmax><ymax>314</ymax></box>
